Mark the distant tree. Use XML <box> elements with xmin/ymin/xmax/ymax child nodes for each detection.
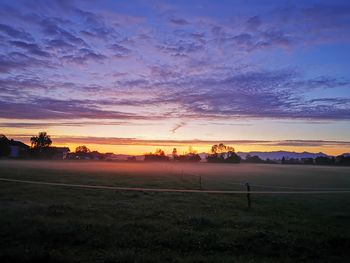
<box><xmin>281</xmin><ymin>156</ymin><xmax>286</xmax><ymax>164</ymax></box>
<box><xmin>30</xmin><ymin>132</ymin><xmax>52</xmax><ymax>148</ymax></box>
<box><xmin>144</xmin><ymin>148</ymin><xmax>169</xmax><ymax>162</ymax></box>
<box><xmin>90</xmin><ymin>150</ymin><xmax>103</xmax><ymax>160</ymax></box>
<box><xmin>207</xmin><ymin>143</ymin><xmax>240</xmax><ymax>163</ymax></box>
<box><xmin>185</xmin><ymin>153</ymin><xmax>201</xmax><ymax>162</ymax></box>
<box><xmin>225</xmin><ymin>150</ymin><xmax>241</xmax><ymax>163</ymax></box>
<box><xmin>301</xmin><ymin>158</ymin><xmax>314</xmax><ymax>165</ymax></box>
<box><xmin>285</xmin><ymin>158</ymin><xmax>302</xmax><ymax>164</ymax></box>
<box><xmin>73</xmin><ymin>145</ymin><xmax>92</xmax><ymax>160</ymax></box>
<box><xmin>75</xmin><ymin>145</ymin><xmax>91</xmax><ymax>153</ymax></box>
<box><xmin>173</xmin><ymin>146</ymin><xmax>201</xmax><ymax>162</ymax></box>
<box><xmin>315</xmin><ymin>156</ymin><xmax>335</xmax><ymax>165</ymax></box>
<box><xmin>154</xmin><ymin>148</ymin><xmax>165</xmax><ymax>156</ymax></box>
<box><xmin>245</xmin><ymin>155</ymin><xmax>263</xmax><ymax>163</ymax></box>
<box><xmin>335</xmin><ymin>155</ymin><xmax>350</xmax><ymax>166</ymax></box>
<box><xmin>0</xmin><ymin>134</ymin><xmax>10</xmax><ymax>157</ymax></box>
<box><xmin>127</xmin><ymin>156</ymin><xmax>137</xmax><ymax>162</ymax></box>
<box><xmin>211</xmin><ymin>143</ymin><xmax>234</xmax><ymax>155</ymax></box>
<box><xmin>265</xmin><ymin>158</ymin><xmax>277</xmax><ymax>164</ymax></box>
<box><xmin>188</xmin><ymin>146</ymin><xmax>197</xmax><ymax>154</ymax></box>
<box><xmin>172</xmin><ymin>148</ymin><xmax>178</xmax><ymax>160</ymax></box>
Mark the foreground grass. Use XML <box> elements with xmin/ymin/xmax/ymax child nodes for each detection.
<box><xmin>0</xmin><ymin>160</ymin><xmax>349</xmax><ymax>262</ymax></box>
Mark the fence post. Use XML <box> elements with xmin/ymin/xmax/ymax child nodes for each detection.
<box><xmin>199</xmin><ymin>176</ymin><xmax>202</xmax><ymax>190</ymax></box>
<box><xmin>245</xmin><ymin>183</ymin><xmax>251</xmax><ymax>208</ymax></box>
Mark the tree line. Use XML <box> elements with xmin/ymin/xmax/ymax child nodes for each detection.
<box><xmin>1</xmin><ymin>132</ymin><xmax>349</xmax><ymax>165</ymax></box>
<box><xmin>144</xmin><ymin>143</ymin><xmax>241</xmax><ymax>163</ymax></box>
<box><xmin>0</xmin><ymin>132</ymin><xmax>109</xmax><ymax>160</ymax></box>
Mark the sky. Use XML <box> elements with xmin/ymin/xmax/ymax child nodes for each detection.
<box><xmin>0</xmin><ymin>0</ymin><xmax>350</xmax><ymax>155</ymax></box>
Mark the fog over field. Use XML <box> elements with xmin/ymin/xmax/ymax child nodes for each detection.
<box><xmin>1</xmin><ymin>160</ymin><xmax>350</xmax><ymax>190</ymax></box>
<box><xmin>1</xmin><ymin>160</ymin><xmax>350</xmax><ymax>262</ymax></box>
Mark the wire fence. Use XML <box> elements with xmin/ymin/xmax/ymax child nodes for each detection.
<box><xmin>1</xmin><ymin>177</ymin><xmax>350</xmax><ymax>194</ymax></box>
<box><xmin>178</xmin><ymin>170</ymin><xmax>350</xmax><ymax>197</ymax></box>
<box><xmin>2</xmin><ymin>164</ymin><xmax>349</xmax><ymax>212</ymax></box>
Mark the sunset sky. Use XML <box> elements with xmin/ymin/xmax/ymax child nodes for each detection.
<box><xmin>1</xmin><ymin>0</ymin><xmax>350</xmax><ymax>155</ymax></box>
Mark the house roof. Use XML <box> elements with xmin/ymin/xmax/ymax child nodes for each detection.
<box><xmin>9</xmin><ymin>140</ymin><xmax>30</xmax><ymax>148</ymax></box>
<box><xmin>54</xmin><ymin>147</ymin><xmax>70</xmax><ymax>152</ymax></box>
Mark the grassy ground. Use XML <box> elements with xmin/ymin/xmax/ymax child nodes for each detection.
<box><xmin>0</xmin><ymin>160</ymin><xmax>349</xmax><ymax>262</ymax></box>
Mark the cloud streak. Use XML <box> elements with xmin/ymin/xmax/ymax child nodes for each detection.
<box><xmin>170</xmin><ymin>122</ymin><xmax>186</xmax><ymax>133</ymax></box>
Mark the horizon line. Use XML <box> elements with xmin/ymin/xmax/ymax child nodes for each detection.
<box><xmin>6</xmin><ymin>134</ymin><xmax>350</xmax><ymax>147</ymax></box>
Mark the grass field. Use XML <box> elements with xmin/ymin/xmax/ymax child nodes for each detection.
<box><xmin>0</xmin><ymin>160</ymin><xmax>350</xmax><ymax>262</ymax></box>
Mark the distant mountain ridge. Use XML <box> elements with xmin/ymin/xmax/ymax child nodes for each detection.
<box><xmin>108</xmin><ymin>152</ymin><xmax>349</xmax><ymax>161</ymax></box>
<box><xmin>236</xmin><ymin>151</ymin><xmax>329</xmax><ymax>160</ymax></box>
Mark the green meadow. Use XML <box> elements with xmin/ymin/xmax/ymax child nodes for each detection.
<box><xmin>0</xmin><ymin>160</ymin><xmax>349</xmax><ymax>262</ymax></box>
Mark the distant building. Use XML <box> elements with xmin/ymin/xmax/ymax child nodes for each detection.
<box><xmin>9</xmin><ymin>139</ymin><xmax>30</xmax><ymax>158</ymax></box>
<box><xmin>51</xmin><ymin>147</ymin><xmax>70</xmax><ymax>159</ymax></box>
<box><xmin>66</xmin><ymin>150</ymin><xmax>108</xmax><ymax>160</ymax></box>
<box><xmin>90</xmin><ymin>151</ymin><xmax>103</xmax><ymax>160</ymax></box>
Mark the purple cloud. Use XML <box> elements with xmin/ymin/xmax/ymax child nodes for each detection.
<box><xmin>0</xmin><ymin>52</ymin><xmax>52</xmax><ymax>73</ymax></box>
<box><xmin>10</xmin><ymin>40</ymin><xmax>51</xmax><ymax>57</ymax></box>
<box><xmin>0</xmin><ymin>23</ymin><xmax>33</xmax><ymax>40</ymax></box>
<box><xmin>0</xmin><ymin>98</ymin><xmax>163</xmax><ymax>120</ymax></box>
<box><xmin>62</xmin><ymin>48</ymin><xmax>106</xmax><ymax>64</ymax></box>
<box><xmin>170</xmin><ymin>18</ymin><xmax>189</xmax><ymax>25</ymax></box>
<box><xmin>0</xmin><ymin>0</ymin><xmax>349</xmax><ymax>129</ymax></box>
<box><xmin>110</xmin><ymin>43</ymin><xmax>131</xmax><ymax>57</ymax></box>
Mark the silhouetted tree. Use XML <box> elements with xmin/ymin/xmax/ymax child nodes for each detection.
<box><xmin>172</xmin><ymin>148</ymin><xmax>178</xmax><ymax>160</ymax></box>
<box><xmin>301</xmin><ymin>158</ymin><xmax>314</xmax><ymax>164</ymax></box>
<box><xmin>127</xmin><ymin>156</ymin><xmax>137</xmax><ymax>162</ymax></box>
<box><xmin>154</xmin><ymin>148</ymin><xmax>165</xmax><ymax>156</ymax></box>
<box><xmin>73</xmin><ymin>145</ymin><xmax>92</xmax><ymax>159</ymax></box>
<box><xmin>211</xmin><ymin>143</ymin><xmax>234</xmax><ymax>155</ymax></box>
<box><xmin>0</xmin><ymin>135</ymin><xmax>10</xmax><ymax>157</ymax></box>
<box><xmin>188</xmin><ymin>146</ymin><xmax>196</xmax><ymax>154</ymax></box>
<box><xmin>207</xmin><ymin>143</ymin><xmax>240</xmax><ymax>163</ymax></box>
<box><xmin>335</xmin><ymin>155</ymin><xmax>350</xmax><ymax>166</ymax></box>
<box><xmin>315</xmin><ymin>156</ymin><xmax>335</xmax><ymax>165</ymax></box>
<box><xmin>75</xmin><ymin>145</ymin><xmax>90</xmax><ymax>153</ymax></box>
<box><xmin>172</xmin><ymin>146</ymin><xmax>201</xmax><ymax>162</ymax></box>
<box><xmin>144</xmin><ymin>148</ymin><xmax>169</xmax><ymax>162</ymax></box>
<box><xmin>90</xmin><ymin>150</ymin><xmax>103</xmax><ymax>160</ymax></box>
<box><xmin>225</xmin><ymin>150</ymin><xmax>241</xmax><ymax>163</ymax></box>
<box><xmin>30</xmin><ymin>132</ymin><xmax>52</xmax><ymax>148</ymax></box>
<box><xmin>245</xmin><ymin>155</ymin><xmax>263</xmax><ymax>163</ymax></box>
<box><xmin>180</xmin><ymin>153</ymin><xmax>201</xmax><ymax>162</ymax></box>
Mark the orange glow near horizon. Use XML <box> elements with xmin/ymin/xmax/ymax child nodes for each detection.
<box><xmin>4</xmin><ymin>122</ymin><xmax>350</xmax><ymax>157</ymax></box>
<box><xmin>49</xmin><ymin>142</ymin><xmax>349</xmax><ymax>156</ymax></box>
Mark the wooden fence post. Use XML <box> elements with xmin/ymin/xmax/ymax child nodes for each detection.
<box><xmin>245</xmin><ymin>183</ymin><xmax>251</xmax><ymax>208</ymax></box>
